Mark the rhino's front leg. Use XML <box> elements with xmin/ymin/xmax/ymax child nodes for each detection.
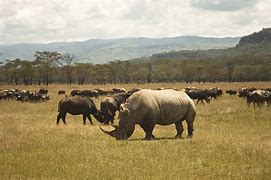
<box><xmin>139</xmin><ymin>122</ymin><xmax>155</xmax><ymax>140</ymax></box>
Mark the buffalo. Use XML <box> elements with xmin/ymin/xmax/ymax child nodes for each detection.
<box><xmin>226</xmin><ymin>90</ymin><xmax>237</xmax><ymax>96</ymax></box>
<box><xmin>185</xmin><ymin>89</ymin><xmax>210</xmax><ymax>104</ymax></box>
<box><xmin>81</xmin><ymin>90</ymin><xmax>99</xmax><ymax>98</ymax></box>
<box><xmin>39</xmin><ymin>88</ymin><xmax>48</xmax><ymax>95</ymax></box>
<box><xmin>58</xmin><ymin>90</ymin><xmax>66</xmax><ymax>95</ymax></box>
<box><xmin>247</xmin><ymin>90</ymin><xmax>270</xmax><ymax>107</ymax></box>
<box><xmin>238</xmin><ymin>87</ymin><xmax>257</xmax><ymax>98</ymax></box>
<box><xmin>112</xmin><ymin>88</ymin><xmax>126</xmax><ymax>94</ymax></box>
<box><xmin>70</xmin><ymin>89</ymin><xmax>82</xmax><ymax>96</ymax></box>
<box><xmin>100</xmin><ymin>93</ymin><xmax>129</xmax><ymax>124</ymax></box>
<box><xmin>57</xmin><ymin>96</ymin><xmax>103</xmax><ymax>125</ymax></box>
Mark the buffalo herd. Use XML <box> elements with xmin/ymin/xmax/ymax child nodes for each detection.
<box><xmin>0</xmin><ymin>88</ymin><xmax>49</xmax><ymax>102</ymax></box>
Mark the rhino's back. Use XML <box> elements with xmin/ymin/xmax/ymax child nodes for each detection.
<box><xmin>127</xmin><ymin>89</ymin><xmax>195</xmax><ymax>125</ymax></box>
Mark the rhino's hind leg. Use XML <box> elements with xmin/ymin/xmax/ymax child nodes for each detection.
<box><xmin>174</xmin><ymin>121</ymin><xmax>184</xmax><ymax>139</ymax></box>
<box><xmin>139</xmin><ymin>123</ymin><xmax>155</xmax><ymax>140</ymax></box>
<box><xmin>186</xmin><ymin>111</ymin><xmax>196</xmax><ymax>137</ymax></box>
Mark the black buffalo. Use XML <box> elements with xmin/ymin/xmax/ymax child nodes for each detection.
<box><xmin>81</xmin><ymin>90</ymin><xmax>99</xmax><ymax>98</ymax></box>
<box><xmin>247</xmin><ymin>90</ymin><xmax>271</xmax><ymax>107</ymax></box>
<box><xmin>238</xmin><ymin>87</ymin><xmax>257</xmax><ymax>98</ymax></box>
<box><xmin>39</xmin><ymin>88</ymin><xmax>48</xmax><ymax>95</ymax></box>
<box><xmin>226</xmin><ymin>90</ymin><xmax>237</xmax><ymax>96</ymax></box>
<box><xmin>185</xmin><ymin>89</ymin><xmax>210</xmax><ymax>104</ymax></box>
<box><xmin>207</xmin><ymin>87</ymin><xmax>223</xmax><ymax>100</ymax></box>
<box><xmin>100</xmin><ymin>93</ymin><xmax>129</xmax><ymax>124</ymax></box>
<box><xmin>57</xmin><ymin>96</ymin><xmax>103</xmax><ymax>125</ymax></box>
<box><xmin>70</xmin><ymin>89</ymin><xmax>82</xmax><ymax>96</ymax></box>
<box><xmin>58</xmin><ymin>90</ymin><xmax>66</xmax><ymax>95</ymax></box>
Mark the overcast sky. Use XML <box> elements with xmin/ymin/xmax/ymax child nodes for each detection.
<box><xmin>0</xmin><ymin>0</ymin><xmax>270</xmax><ymax>44</ymax></box>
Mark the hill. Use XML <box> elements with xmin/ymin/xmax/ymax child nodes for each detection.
<box><xmin>151</xmin><ymin>28</ymin><xmax>271</xmax><ymax>60</ymax></box>
<box><xmin>0</xmin><ymin>36</ymin><xmax>239</xmax><ymax>64</ymax></box>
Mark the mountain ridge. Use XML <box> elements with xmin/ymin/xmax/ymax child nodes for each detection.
<box><xmin>151</xmin><ymin>28</ymin><xmax>271</xmax><ymax>60</ymax></box>
<box><xmin>0</xmin><ymin>36</ymin><xmax>240</xmax><ymax>64</ymax></box>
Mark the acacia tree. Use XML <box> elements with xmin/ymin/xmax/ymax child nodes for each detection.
<box><xmin>108</xmin><ymin>60</ymin><xmax>119</xmax><ymax>84</ymax></box>
<box><xmin>34</xmin><ymin>51</ymin><xmax>62</xmax><ymax>85</ymax></box>
<box><xmin>4</xmin><ymin>58</ymin><xmax>22</xmax><ymax>85</ymax></box>
<box><xmin>61</xmin><ymin>53</ymin><xmax>75</xmax><ymax>84</ymax></box>
<box><xmin>19</xmin><ymin>60</ymin><xmax>35</xmax><ymax>85</ymax></box>
<box><xmin>74</xmin><ymin>63</ymin><xmax>95</xmax><ymax>85</ymax></box>
<box><xmin>121</xmin><ymin>61</ymin><xmax>131</xmax><ymax>84</ymax></box>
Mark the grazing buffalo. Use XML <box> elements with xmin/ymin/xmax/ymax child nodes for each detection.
<box><xmin>100</xmin><ymin>93</ymin><xmax>129</xmax><ymax>124</ymax></box>
<box><xmin>185</xmin><ymin>89</ymin><xmax>210</xmax><ymax>104</ymax></box>
<box><xmin>58</xmin><ymin>90</ymin><xmax>66</xmax><ymax>95</ymax></box>
<box><xmin>39</xmin><ymin>88</ymin><xmax>48</xmax><ymax>95</ymax></box>
<box><xmin>112</xmin><ymin>88</ymin><xmax>126</xmax><ymax>94</ymax></box>
<box><xmin>247</xmin><ymin>90</ymin><xmax>270</xmax><ymax>107</ymax></box>
<box><xmin>238</xmin><ymin>87</ymin><xmax>257</xmax><ymax>98</ymax></box>
<box><xmin>0</xmin><ymin>91</ymin><xmax>8</xmax><ymax>100</ymax></box>
<box><xmin>100</xmin><ymin>89</ymin><xmax>196</xmax><ymax>140</ymax></box>
<box><xmin>17</xmin><ymin>90</ymin><xmax>49</xmax><ymax>102</ymax></box>
<box><xmin>57</xmin><ymin>96</ymin><xmax>103</xmax><ymax>125</ymax></box>
<box><xmin>265</xmin><ymin>91</ymin><xmax>271</xmax><ymax>106</ymax></box>
<box><xmin>95</xmin><ymin>88</ymin><xmax>108</xmax><ymax>96</ymax></box>
<box><xmin>0</xmin><ymin>89</ymin><xmax>18</xmax><ymax>100</ymax></box>
<box><xmin>81</xmin><ymin>90</ymin><xmax>99</xmax><ymax>98</ymax></box>
<box><xmin>207</xmin><ymin>87</ymin><xmax>223</xmax><ymax>100</ymax></box>
<box><xmin>226</xmin><ymin>90</ymin><xmax>237</xmax><ymax>96</ymax></box>
<box><xmin>70</xmin><ymin>89</ymin><xmax>82</xmax><ymax>96</ymax></box>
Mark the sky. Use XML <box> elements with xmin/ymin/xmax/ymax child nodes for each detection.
<box><xmin>0</xmin><ymin>0</ymin><xmax>270</xmax><ymax>45</ymax></box>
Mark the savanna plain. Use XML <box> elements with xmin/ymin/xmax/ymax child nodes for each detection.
<box><xmin>0</xmin><ymin>82</ymin><xmax>270</xmax><ymax>179</ymax></box>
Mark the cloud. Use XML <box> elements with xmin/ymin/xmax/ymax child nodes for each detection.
<box><xmin>0</xmin><ymin>0</ymin><xmax>270</xmax><ymax>44</ymax></box>
<box><xmin>190</xmin><ymin>0</ymin><xmax>257</xmax><ymax>11</ymax></box>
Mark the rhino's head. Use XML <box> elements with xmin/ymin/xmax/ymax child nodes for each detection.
<box><xmin>100</xmin><ymin>106</ymin><xmax>135</xmax><ymax>140</ymax></box>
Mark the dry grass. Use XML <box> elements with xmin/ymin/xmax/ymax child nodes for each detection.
<box><xmin>0</xmin><ymin>82</ymin><xmax>270</xmax><ymax>179</ymax></box>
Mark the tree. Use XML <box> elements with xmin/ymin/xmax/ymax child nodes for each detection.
<box><xmin>108</xmin><ymin>60</ymin><xmax>119</xmax><ymax>84</ymax></box>
<box><xmin>4</xmin><ymin>58</ymin><xmax>22</xmax><ymax>85</ymax></box>
<box><xmin>147</xmin><ymin>63</ymin><xmax>152</xmax><ymax>84</ymax></box>
<box><xmin>34</xmin><ymin>51</ymin><xmax>62</xmax><ymax>85</ymax></box>
<box><xmin>226</xmin><ymin>61</ymin><xmax>235</xmax><ymax>82</ymax></box>
<box><xmin>122</xmin><ymin>61</ymin><xmax>131</xmax><ymax>84</ymax></box>
<box><xmin>19</xmin><ymin>60</ymin><xmax>35</xmax><ymax>85</ymax></box>
<box><xmin>61</xmin><ymin>53</ymin><xmax>75</xmax><ymax>84</ymax></box>
<box><xmin>74</xmin><ymin>63</ymin><xmax>95</xmax><ymax>85</ymax></box>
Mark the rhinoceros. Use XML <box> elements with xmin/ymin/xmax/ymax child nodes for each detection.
<box><xmin>100</xmin><ymin>89</ymin><xmax>196</xmax><ymax>140</ymax></box>
<box><xmin>57</xmin><ymin>96</ymin><xmax>103</xmax><ymax>125</ymax></box>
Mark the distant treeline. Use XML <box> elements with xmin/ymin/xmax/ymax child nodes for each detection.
<box><xmin>0</xmin><ymin>51</ymin><xmax>270</xmax><ymax>85</ymax></box>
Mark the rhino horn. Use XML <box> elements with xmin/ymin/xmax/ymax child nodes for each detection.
<box><xmin>100</xmin><ymin>127</ymin><xmax>115</xmax><ymax>137</ymax></box>
<box><xmin>111</xmin><ymin>124</ymin><xmax>119</xmax><ymax>129</ymax></box>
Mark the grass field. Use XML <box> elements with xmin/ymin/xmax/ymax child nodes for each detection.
<box><xmin>0</xmin><ymin>82</ymin><xmax>270</xmax><ymax>179</ymax></box>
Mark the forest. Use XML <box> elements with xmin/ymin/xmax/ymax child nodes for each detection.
<box><xmin>0</xmin><ymin>50</ymin><xmax>270</xmax><ymax>85</ymax></box>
